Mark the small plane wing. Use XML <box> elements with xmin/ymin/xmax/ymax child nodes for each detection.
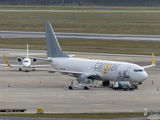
<box><xmin>142</xmin><ymin>53</ymin><xmax>156</xmax><ymax>69</ymax></box>
<box><xmin>1</xmin><ymin>55</ymin><xmax>51</xmax><ymax>68</ymax></box>
<box><xmin>0</xmin><ymin>55</ymin><xmax>28</xmax><ymax>68</ymax></box>
<box><xmin>29</xmin><ymin>54</ymin><xmax>75</xmax><ymax>62</ymax></box>
<box><xmin>30</xmin><ymin>65</ymin><xmax>51</xmax><ymax>68</ymax></box>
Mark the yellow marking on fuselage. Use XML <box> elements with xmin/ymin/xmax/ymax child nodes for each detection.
<box><xmin>103</xmin><ymin>63</ymin><xmax>112</xmax><ymax>74</ymax></box>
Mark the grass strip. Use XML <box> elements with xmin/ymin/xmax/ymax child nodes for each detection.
<box><xmin>0</xmin><ymin>38</ymin><xmax>159</xmax><ymax>55</ymax></box>
<box><xmin>0</xmin><ymin>5</ymin><xmax>160</xmax><ymax>11</ymax></box>
<box><xmin>0</xmin><ymin>11</ymin><xmax>160</xmax><ymax>35</ymax></box>
<box><xmin>0</xmin><ymin>112</ymin><xmax>145</xmax><ymax>118</ymax></box>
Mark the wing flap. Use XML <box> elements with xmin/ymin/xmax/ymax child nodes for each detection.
<box><xmin>30</xmin><ymin>65</ymin><xmax>51</xmax><ymax>67</ymax></box>
<box><xmin>34</xmin><ymin>68</ymin><xmax>100</xmax><ymax>77</ymax></box>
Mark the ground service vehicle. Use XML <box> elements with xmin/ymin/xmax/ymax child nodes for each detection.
<box><xmin>112</xmin><ymin>81</ymin><xmax>135</xmax><ymax>91</ymax></box>
<box><xmin>68</xmin><ymin>79</ymin><xmax>94</xmax><ymax>90</ymax></box>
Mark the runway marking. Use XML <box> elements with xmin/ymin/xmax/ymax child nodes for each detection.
<box><xmin>42</xmin><ymin>92</ymin><xmax>57</xmax><ymax>94</ymax></box>
<box><xmin>0</xmin><ymin>88</ymin><xmax>16</xmax><ymax>91</ymax></box>
<box><xmin>0</xmin><ymin>69</ymin><xmax>10</xmax><ymax>71</ymax></box>
<box><xmin>58</xmin><ymin>95</ymin><xmax>64</xmax><ymax>97</ymax></box>
<box><xmin>4</xmin><ymin>98</ymin><xmax>14</xmax><ymax>102</ymax></box>
<box><xmin>143</xmin><ymin>95</ymin><xmax>151</xmax><ymax>99</ymax></box>
<box><xmin>16</xmin><ymin>95</ymin><xmax>30</xmax><ymax>97</ymax></box>
<box><xmin>80</xmin><ymin>96</ymin><xmax>86</xmax><ymax>99</ymax></box>
<box><xmin>45</xmin><ymin>85</ymin><xmax>60</xmax><ymax>87</ymax></box>
<box><xmin>53</xmin><ymin>104</ymin><xmax>68</xmax><ymax>107</ymax></box>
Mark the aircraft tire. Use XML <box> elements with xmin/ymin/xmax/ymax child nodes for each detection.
<box><xmin>102</xmin><ymin>81</ymin><xmax>110</xmax><ymax>86</ymax></box>
<box><xmin>69</xmin><ymin>86</ymin><xmax>73</xmax><ymax>90</ymax></box>
<box><xmin>84</xmin><ymin>86</ymin><xmax>89</xmax><ymax>90</ymax></box>
<box><xmin>135</xmin><ymin>85</ymin><xmax>138</xmax><ymax>89</ymax></box>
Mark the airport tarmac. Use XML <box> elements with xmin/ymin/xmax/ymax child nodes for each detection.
<box><xmin>0</xmin><ymin>50</ymin><xmax>159</xmax><ymax>114</ymax></box>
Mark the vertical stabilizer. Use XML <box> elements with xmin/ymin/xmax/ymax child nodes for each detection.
<box><xmin>26</xmin><ymin>43</ymin><xmax>29</xmax><ymax>57</ymax></box>
<box><xmin>45</xmin><ymin>22</ymin><xmax>69</xmax><ymax>58</ymax></box>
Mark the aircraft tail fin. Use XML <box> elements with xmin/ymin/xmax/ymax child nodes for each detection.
<box><xmin>26</xmin><ymin>43</ymin><xmax>29</xmax><ymax>58</ymax></box>
<box><xmin>45</xmin><ymin>22</ymin><xmax>69</xmax><ymax>58</ymax></box>
<box><xmin>151</xmin><ymin>53</ymin><xmax>156</xmax><ymax>66</ymax></box>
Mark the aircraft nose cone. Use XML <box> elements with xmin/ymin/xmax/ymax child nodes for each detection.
<box><xmin>141</xmin><ymin>72</ymin><xmax>148</xmax><ymax>81</ymax></box>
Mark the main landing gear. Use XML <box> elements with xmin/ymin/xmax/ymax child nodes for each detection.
<box><xmin>102</xmin><ymin>81</ymin><xmax>110</xmax><ymax>86</ymax></box>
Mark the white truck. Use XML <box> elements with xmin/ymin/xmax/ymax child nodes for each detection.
<box><xmin>68</xmin><ymin>79</ymin><xmax>95</xmax><ymax>90</ymax></box>
<box><xmin>111</xmin><ymin>81</ymin><xmax>135</xmax><ymax>91</ymax></box>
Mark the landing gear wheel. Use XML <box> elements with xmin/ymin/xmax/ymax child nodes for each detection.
<box><xmin>19</xmin><ymin>68</ymin><xmax>22</xmax><ymax>71</ymax></box>
<box><xmin>135</xmin><ymin>85</ymin><xmax>138</xmax><ymax>89</ymax></box>
<box><xmin>102</xmin><ymin>81</ymin><xmax>110</xmax><ymax>86</ymax></box>
<box><xmin>69</xmin><ymin>86</ymin><xmax>73</xmax><ymax>90</ymax></box>
<box><xmin>25</xmin><ymin>69</ymin><xmax>29</xmax><ymax>72</ymax></box>
<box><xmin>84</xmin><ymin>86</ymin><xmax>89</xmax><ymax>90</ymax></box>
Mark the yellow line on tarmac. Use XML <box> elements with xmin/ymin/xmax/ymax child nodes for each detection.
<box><xmin>143</xmin><ymin>95</ymin><xmax>151</xmax><ymax>99</ymax></box>
<box><xmin>4</xmin><ymin>98</ymin><xmax>14</xmax><ymax>102</ymax></box>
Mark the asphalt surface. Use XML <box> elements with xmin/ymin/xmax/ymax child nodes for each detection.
<box><xmin>1</xmin><ymin>31</ymin><xmax>160</xmax><ymax>41</ymax></box>
<box><xmin>0</xmin><ymin>49</ymin><xmax>158</xmax><ymax>120</ymax></box>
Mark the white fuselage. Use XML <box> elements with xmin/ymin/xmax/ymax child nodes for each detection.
<box><xmin>23</xmin><ymin>58</ymin><xmax>31</xmax><ymax>67</ymax></box>
<box><xmin>51</xmin><ymin>58</ymin><xmax>148</xmax><ymax>83</ymax></box>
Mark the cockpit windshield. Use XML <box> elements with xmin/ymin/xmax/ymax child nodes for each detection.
<box><xmin>24</xmin><ymin>60</ymin><xmax>29</xmax><ymax>63</ymax></box>
<box><xmin>134</xmin><ymin>69</ymin><xmax>143</xmax><ymax>72</ymax></box>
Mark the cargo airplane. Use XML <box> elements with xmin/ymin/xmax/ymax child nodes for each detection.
<box><xmin>19</xmin><ymin>22</ymin><xmax>158</xmax><ymax>86</ymax></box>
<box><xmin>1</xmin><ymin>44</ymin><xmax>51</xmax><ymax>72</ymax></box>
<box><xmin>38</xmin><ymin>22</ymin><xmax>156</xmax><ymax>86</ymax></box>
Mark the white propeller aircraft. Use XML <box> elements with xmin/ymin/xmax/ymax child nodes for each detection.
<box><xmin>37</xmin><ymin>22</ymin><xmax>156</xmax><ymax>87</ymax></box>
<box><xmin>2</xmin><ymin>44</ymin><xmax>51</xmax><ymax>72</ymax></box>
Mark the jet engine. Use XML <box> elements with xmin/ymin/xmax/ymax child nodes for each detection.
<box><xmin>76</xmin><ymin>75</ymin><xmax>93</xmax><ymax>83</ymax></box>
<box><xmin>17</xmin><ymin>57</ymin><xmax>23</xmax><ymax>62</ymax></box>
<box><xmin>32</xmin><ymin>58</ymin><xmax>37</xmax><ymax>63</ymax></box>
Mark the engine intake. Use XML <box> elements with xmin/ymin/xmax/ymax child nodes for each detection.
<box><xmin>32</xmin><ymin>58</ymin><xmax>37</xmax><ymax>63</ymax></box>
<box><xmin>17</xmin><ymin>57</ymin><xmax>23</xmax><ymax>62</ymax></box>
<box><xmin>76</xmin><ymin>75</ymin><xmax>93</xmax><ymax>83</ymax></box>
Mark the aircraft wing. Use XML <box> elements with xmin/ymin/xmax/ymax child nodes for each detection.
<box><xmin>29</xmin><ymin>54</ymin><xmax>75</xmax><ymax>62</ymax></box>
<box><xmin>0</xmin><ymin>64</ymin><xmax>24</xmax><ymax>68</ymax></box>
<box><xmin>30</xmin><ymin>65</ymin><xmax>51</xmax><ymax>67</ymax></box>
<box><xmin>142</xmin><ymin>53</ymin><xmax>156</xmax><ymax>69</ymax></box>
<box><xmin>2</xmin><ymin>55</ymin><xmax>51</xmax><ymax>68</ymax></box>
<box><xmin>35</xmin><ymin>67</ymin><xmax>100</xmax><ymax>78</ymax></box>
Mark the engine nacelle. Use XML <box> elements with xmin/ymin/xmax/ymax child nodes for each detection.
<box><xmin>32</xmin><ymin>58</ymin><xmax>37</xmax><ymax>63</ymax></box>
<box><xmin>76</xmin><ymin>75</ymin><xmax>93</xmax><ymax>83</ymax></box>
<box><xmin>17</xmin><ymin>57</ymin><xmax>23</xmax><ymax>62</ymax></box>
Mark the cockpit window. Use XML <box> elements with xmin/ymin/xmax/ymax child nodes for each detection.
<box><xmin>134</xmin><ymin>69</ymin><xmax>143</xmax><ymax>72</ymax></box>
<box><xmin>24</xmin><ymin>60</ymin><xmax>29</xmax><ymax>63</ymax></box>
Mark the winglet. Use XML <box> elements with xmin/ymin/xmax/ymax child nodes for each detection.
<box><xmin>151</xmin><ymin>53</ymin><xmax>156</xmax><ymax>66</ymax></box>
<box><xmin>3</xmin><ymin>55</ymin><xmax>12</xmax><ymax>67</ymax></box>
